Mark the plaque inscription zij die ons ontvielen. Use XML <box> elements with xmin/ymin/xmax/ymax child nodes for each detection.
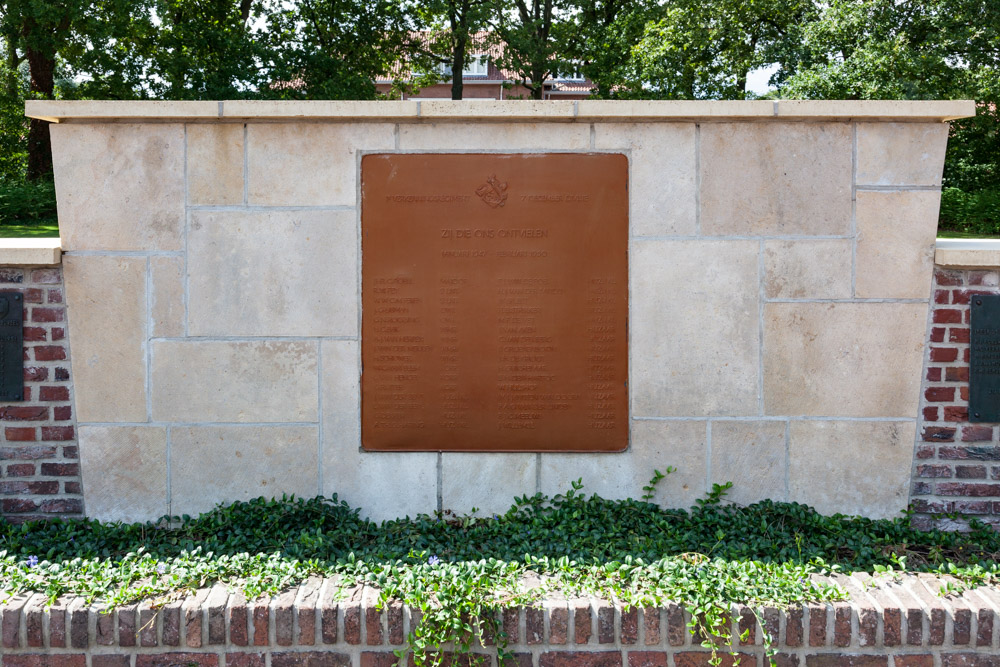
<box><xmin>970</xmin><ymin>294</ymin><xmax>1000</xmax><ymax>422</ymax></box>
<box><xmin>0</xmin><ymin>291</ymin><xmax>24</xmax><ymax>402</ymax></box>
<box><xmin>360</xmin><ymin>153</ymin><xmax>629</xmax><ymax>452</ymax></box>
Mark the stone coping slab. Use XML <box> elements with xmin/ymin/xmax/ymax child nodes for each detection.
<box><xmin>0</xmin><ymin>238</ymin><xmax>61</xmax><ymax>266</ymax></box>
<box><xmin>2</xmin><ymin>572</ymin><xmax>999</xmax><ymax>664</ymax></box>
<box><xmin>936</xmin><ymin>239</ymin><xmax>1000</xmax><ymax>268</ymax></box>
<box><xmin>26</xmin><ymin>99</ymin><xmax>975</xmax><ymax>123</ymax></box>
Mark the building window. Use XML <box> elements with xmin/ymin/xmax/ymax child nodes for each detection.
<box><xmin>464</xmin><ymin>54</ymin><xmax>488</xmax><ymax>76</ymax></box>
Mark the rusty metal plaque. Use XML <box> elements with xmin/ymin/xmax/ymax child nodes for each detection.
<box><xmin>361</xmin><ymin>153</ymin><xmax>628</xmax><ymax>452</ymax></box>
<box><xmin>970</xmin><ymin>294</ymin><xmax>1000</xmax><ymax>422</ymax></box>
<box><xmin>0</xmin><ymin>292</ymin><xmax>24</xmax><ymax>401</ymax></box>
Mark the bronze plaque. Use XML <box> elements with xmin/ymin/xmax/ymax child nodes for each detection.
<box><xmin>361</xmin><ymin>153</ymin><xmax>628</xmax><ymax>452</ymax></box>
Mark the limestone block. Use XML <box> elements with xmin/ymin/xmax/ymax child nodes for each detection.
<box><xmin>855</xmin><ymin>190</ymin><xmax>940</xmax><ymax>299</ymax></box>
<box><xmin>79</xmin><ymin>426</ymin><xmax>167</xmax><ymax>522</ymax></box>
<box><xmin>246</xmin><ymin>123</ymin><xmax>393</xmax><ymax>206</ymax></box>
<box><xmin>398</xmin><ymin>122</ymin><xmax>589</xmax><ymax>151</ymax></box>
<box><xmin>709</xmin><ymin>421</ymin><xmax>787</xmax><ymax>504</ymax></box>
<box><xmin>442</xmin><ymin>454</ymin><xmax>536</xmax><ymax>516</ymax></box>
<box><xmin>539</xmin><ymin>419</ymin><xmax>707</xmax><ymax>508</ymax></box>
<box><xmin>763</xmin><ymin>240</ymin><xmax>852</xmax><ymax>299</ymax></box>
<box><xmin>789</xmin><ymin>420</ymin><xmax>916</xmax><ymax>518</ymax></box>
<box><xmin>151</xmin><ymin>340</ymin><xmax>318</xmax><ymax>422</ymax></box>
<box><xmin>763</xmin><ymin>303</ymin><xmax>927</xmax><ymax>417</ymax></box>
<box><xmin>188</xmin><ymin>210</ymin><xmax>357</xmax><ymax>336</ymax></box>
<box><xmin>170</xmin><ymin>426</ymin><xmax>319</xmax><ymax>516</ymax></box>
<box><xmin>856</xmin><ymin>122</ymin><xmax>950</xmax><ymax>186</ymax></box>
<box><xmin>700</xmin><ymin>123</ymin><xmax>852</xmax><ymax>236</ymax></box>
<box><xmin>50</xmin><ymin>123</ymin><xmax>184</xmax><ymax>251</ymax></box>
<box><xmin>631</xmin><ymin>240</ymin><xmax>759</xmax><ymax>417</ymax></box>
<box><xmin>320</xmin><ymin>340</ymin><xmax>437</xmax><ymax>521</ymax></box>
<box><xmin>151</xmin><ymin>256</ymin><xmax>185</xmax><ymax>338</ymax></box>
<box><xmin>63</xmin><ymin>256</ymin><xmax>147</xmax><ymax>422</ymax></box>
<box><xmin>186</xmin><ymin>123</ymin><xmax>244</xmax><ymax>205</ymax></box>
<box><xmin>593</xmin><ymin>124</ymin><xmax>696</xmax><ymax>236</ymax></box>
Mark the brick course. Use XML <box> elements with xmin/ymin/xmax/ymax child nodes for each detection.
<box><xmin>0</xmin><ymin>574</ymin><xmax>997</xmax><ymax>667</ymax></box>
<box><xmin>0</xmin><ymin>266</ymin><xmax>82</xmax><ymax>523</ymax></box>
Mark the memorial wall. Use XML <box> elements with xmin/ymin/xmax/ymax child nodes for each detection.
<box><xmin>24</xmin><ymin>99</ymin><xmax>973</xmax><ymax>523</ymax></box>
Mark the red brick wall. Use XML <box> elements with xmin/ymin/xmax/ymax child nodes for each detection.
<box><xmin>0</xmin><ymin>265</ymin><xmax>82</xmax><ymax>523</ymax></box>
<box><xmin>912</xmin><ymin>267</ymin><xmax>1000</xmax><ymax>529</ymax></box>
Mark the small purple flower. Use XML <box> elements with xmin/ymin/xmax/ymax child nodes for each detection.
<box><xmin>25</xmin><ymin>556</ymin><xmax>38</xmax><ymax>568</ymax></box>
<box><xmin>428</xmin><ymin>555</ymin><xmax>440</xmax><ymax>566</ymax></box>
<box><xmin>156</xmin><ymin>563</ymin><xmax>167</xmax><ymax>575</ymax></box>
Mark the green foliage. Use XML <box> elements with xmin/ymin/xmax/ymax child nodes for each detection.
<box><xmin>640</xmin><ymin>467</ymin><xmax>675</xmax><ymax>502</ymax></box>
<box><xmin>3</xmin><ymin>486</ymin><xmax>1000</xmax><ymax>665</ymax></box>
<box><xmin>0</xmin><ymin>178</ymin><xmax>56</xmax><ymax>223</ymax></box>
<box><xmin>939</xmin><ymin>187</ymin><xmax>1000</xmax><ymax>235</ymax></box>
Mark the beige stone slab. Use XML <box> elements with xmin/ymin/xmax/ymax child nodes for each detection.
<box><xmin>0</xmin><ymin>239</ymin><xmax>61</xmax><ymax>266</ymax></box>
<box><xmin>700</xmin><ymin>123</ymin><xmax>852</xmax><ymax>236</ymax></box>
<box><xmin>151</xmin><ymin>340</ymin><xmax>318</xmax><ymax>422</ymax></box>
<box><xmin>855</xmin><ymin>190</ymin><xmax>940</xmax><ymax>299</ymax></box>
<box><xmin>27</xmin><ymin>100</ymin><xmax>219</xmax><ymax>122</ymax></box>
<box><xmin>170</xmin><ymin>426</ymin><xmax>319</xmax><ymax>516</ymax></box>
<box><xmin>320</xmin><ymin>340</ymin><xmax>437</xmax><ymax>521</ymax></box>
<box><xmin>776</xmin><ymin>100</ymin><xmax>974</xmax><ymax>122</ymax></box>
<box><xmin>79</xmin><ymin>426</ymin><xmax>167</xmax><ymax>523</ymax></box>
<box><xmin>398</xmin><ymin>122</ymin><xmax>590</xmax><ymax>150</ymax></box>
<box><xmin>186</xmin><ymin>123</ymin><xmax>244</xmax><ymax>205</ymax></box>
<box><xmin>856</xmin><ymin>122</ymin><xmax>950</xmax><ymax>186</ymax></box>
<box><xmin>631</xmin><ymin>240</ymin><xmax>759</xmax><ymax>417</ymax></box>
<box><xmin>151</xmin><ymin>256</ymin><xmax>184</xmax><ymax>338</ymax></box>
<box><xmin>579</xmin><ymin>100</ymin><xmax>773</xmax><ymax>120</ymax></box>
<box><xmin>540</xmin><ymin>419</ymin><xmax>707</xmax><ymax>508</ymax></box>
<box><xmin>224</xmin><ymin>100</ymin><xmax>418</xmax><ymax>119</ymax></box>
<box><xmin>710</xmin><ymin>421</ymin><xmax>787</xmax><ymax>505</ymax></box>
<box><xmin>420</xmin><ymin>100</ymin><xmax>576</xmax><ymax>118</ymax></box>
<box><xmin>63</xmin><ymin>255</ymin><xmax>147</xmax><ymax>422</ymax></box>
<box><xmin>763</xmin><ymin>240</ymin><xmax>852</xmax><ymax>299</ymax></box>
<box><xmin>594</xmin><ymin>124</ymin><xmax>696</xmax><ymax>236</ymax></box>
<box><xmin>188</xmin><ymin>210</ymin><xmax>357</xmax><ymax>336</ymax></box>
<box><xmin>935</xmin><ymin>239</ymin><xmax>1000</xmax><ymax>267</ymax></box>
<box><xmin>51</xmin><ymin>123</ymin><xmax>184</xmax><ymax>251</ymax></box>
<box><xmin>441</xmin><ymin>453</ymin><xmax>536</xmax><ymax>516</ymax></box>
<box><xmin>246</xmin><ymin>123</ymin><xmax>393</xmax><ymax>206</ymax></box>
<box><xmin>763</xmin><ymin>302</ymin><xmax>927</xmax><ymax>417</ymax></box>
<box><xmin>789</xmin><ymin>420</ymin><xmax>916</xmax><ymax>518</ymax></box>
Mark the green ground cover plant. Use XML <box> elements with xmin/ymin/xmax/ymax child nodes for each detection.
<box><xmin>2</xmin><ymin>481</ymin><xmax>1000</xmax><ymax>666</ymax></box>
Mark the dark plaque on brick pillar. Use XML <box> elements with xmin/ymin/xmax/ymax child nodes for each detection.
<box><xmin>361</xmin><ymin>153</ymin><xmax>628</xmax><ymax>452</ymax></box>
<box><xmin>970</xmin><ymin>294</ymin><xmax>1000</xmax><ymax>421</ymax></box>
<box><xmin>0</xmin><ymin>291</ymin><xmax>24</xmax><ymax>401</ymax></box>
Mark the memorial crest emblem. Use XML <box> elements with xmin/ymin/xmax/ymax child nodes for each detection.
<box><xmin>475</xmin><ymin>174</ymin><xmax>508</xmax><ymax>208</ymax></box>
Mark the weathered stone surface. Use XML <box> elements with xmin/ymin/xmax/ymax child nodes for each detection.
<box><xmin>700</xmin><ymin>123</ymin><xmax>852</xmax><ymax>236</ymax></box>
<box><xmin>151</xmin><ymin>341</ymin><xmax>318</xmax><ymax>422</ymax></box>
<box><xmin>763</xmin><ymin>240</ymin><xmax>852</xmax><ymax>299</ymax></box>
<box><xmin>64</xmin><ymin>256</ymin><xmax>147</xmax><ymax>423</ymax></box>
<box><xmin>710</xmin><ymin>420</ymin><xmax>787</xmax><ymax>504</ymax></box>
<box><xmin>320</xmin><ymin>340</ymin><xmax>437</xmax><ymax>521</ymax></box>
<box><xmin>188</xmin><ymin>210</ymin><xmax>357</xmax><ymax>336</ymax></box>
<box><xmin>855</xmin><ymin>190</ymin><xmax>940</xmax><ymax>299</ymax></box>
<box><xmin>170</xmin><ymin>426</ymin><xmax>319</xmax><ymax>517</ymax></box>
<box><xmin>398</xmin><ymin>122</ymin><xmax>589</xmax><ymax>150</ymax></box>
<box><xmin>594</xmin><ymin>124</ymin><xmax>696</xmax><ymax>236</ymax></box>
<box><xmin>150</xmin><ymin>256</ymin><xmax>185</xmax><ymax>338</ymax></box>
<box><xmin>631</xmin><ymin>240</ymin><xmax>758</xmax><ymax>417</ymax></box>
<box><xmin>540</xmin><ymin>419</ymin><xmax>707</xmax><ymax>507</ymax></box>
<box><xmin>856</xmin><ymin>122</ymin><xmax>950</xmax><ymax>186</ymax></box>
<box><xmin>187</xmin><ymin>123</ymin><xmax>245</xmax><ymax>205</ymax></box>
<box><xmin>51</xmin><ymin>123</ymin><xmax>184</xmax><ymax>251</ymax></box>
<box><xmin>789</xmin><ymin>420</ymin><xmax>916</xmax><ymax>518</ymax></box>
<box><xmin>247</xmin><ymin>123</ymin><xmax>393</xmax><ymax>206</ymax></box>
<box><xmin>764</xmin><ymin>303</ymin><xmax>927</xmax><ymax>417</ymax></box>
<box><xmin>78</xmin><ymin>426</ymin><xmax>167</xmax><ymax>522</ymax></box>
<box><xmin>441</xmin><ymin>453</ymin><xmax>536</xmax><ymax>516</ymax></box>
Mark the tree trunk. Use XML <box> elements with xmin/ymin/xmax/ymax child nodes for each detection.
<box><xmin>25</xmin><ymin>46</ymin><xmax>55</xmax><ymax>180</ymax></box>
<box><xmin>451</xmin><ymin>35</ymin><xmax>466</xmax><ymax>100</ymax></box>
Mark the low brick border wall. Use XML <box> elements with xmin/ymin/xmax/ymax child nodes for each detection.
<box><xmin>3</xmin><ymin>574</ymin><xmax>1000</xmax><ymax>667</ymax></box>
